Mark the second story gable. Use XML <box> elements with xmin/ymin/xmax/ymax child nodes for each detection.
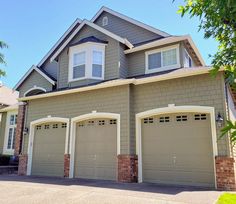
<box><xmin>15</xmin><ymin>7</ymin><xmax>205</xmax><ymax>97</ymax></box>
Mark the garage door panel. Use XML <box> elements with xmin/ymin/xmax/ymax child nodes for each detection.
<box><xmin>142</xmin><ymin>113</ymin><xmax>215</xmax><ymax>187</ymax></box>
<box><xmin>31</xmin><ymin>122</ymin><xmax>66</xmax><ymax>177</ymax></box>
<box><xmin>75</xmin><ymin>119</ymin><xmax>117</xmax><ymax>180</ymax></box>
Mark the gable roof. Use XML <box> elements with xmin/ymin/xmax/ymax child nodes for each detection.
<box><xmin>91</xmin><ymin>6</ymin><xmax>170</xmax><ymax>38</ymax></box>
<box><xmin>50</xmin><ymin>19</ymin><xmax>134</xmax><ymax>62</ymax></box>
<box><xmin>69</xmin><ymin>36</ymin><xmax>108</xmax><ymax>47</ymax></box>
<box><xmin>37</xmin><ymin>18</ymin><xmax>82</xmax><ymax>67</ymax></box>
<box><xmin>14</xmin><ymin>65</ymin><xmax>56</xmax><ymax>90</ymax></box>
<box><xmin>124</xmin><ymin>35</ymin><xmax>205</xmax><ymax>66</ymax></box>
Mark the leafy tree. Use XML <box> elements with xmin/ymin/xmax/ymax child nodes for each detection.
<box><xmin>0</xmin><ymin>41</ymin><xmax>8</xmax><ymax>77</ymax></box>
<box><xmin>178</xmin><ymin>0</ymin><xmax>236</xmax><ymax>144</ymax></box>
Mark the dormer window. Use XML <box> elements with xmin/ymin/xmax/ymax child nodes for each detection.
<box><xmin>69</xmin><ymin>43</ymin><xmax>105</xmax><ymax>82</ymax></box>
<box><xmin>145</xmin><ymin>44</ymin><xmax>180</xmax><ymax>74</ymax></box>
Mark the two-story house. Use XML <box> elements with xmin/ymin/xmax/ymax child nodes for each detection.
<box><xmin>14</xmin><ymin>7</ymin><xmax>236</xmax><ymax>190</ymax></box>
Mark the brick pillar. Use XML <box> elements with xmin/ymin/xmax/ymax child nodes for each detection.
<box><xmin>118</xmin><ymin>155</ymin><xmax>138</xmax><ymax>182</ymax></box>
<box><xmin>215</xmin><ymin>156</ymin><xmax>236</xmax><ymax>190</ymax></box>
<box><xmin>14</xmin><ymin>104</ymin><xmax>26</xmax><ymax>156</ymax></box>
<box><xmin>64</xmin><ymin>154</ymin><xmax>70</xmax><ymax>178</ymax></box>
<box><xmin>18</xmin><ymin>154</ymin><xmax>28</xmax><ymax>176</ymax></box>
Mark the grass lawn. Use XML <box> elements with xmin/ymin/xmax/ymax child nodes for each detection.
<box><xmin>217</xmin><ymin>193</ymin><xmax>236</xmax><ymax>204</ymax></box>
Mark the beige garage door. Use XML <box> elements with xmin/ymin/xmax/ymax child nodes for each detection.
<box><xmin>75</xmin><ymin>118</ymin><xmax>117</xmax><ymax>180</ymax></box>
<box><xmin>31</xmin><ymin>122</ymin><xmax>67</xmax><ymax>177</ymax></box>
<box><xmin>142</xmin><ymin>113</ymin><xmax>215</xmax><ymax>187</ymax></box>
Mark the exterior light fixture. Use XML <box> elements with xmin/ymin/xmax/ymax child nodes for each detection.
<box><xmin>216</xmin><ymin>112</ymin><xmax>224</xmax><ymax>128</ymax></box>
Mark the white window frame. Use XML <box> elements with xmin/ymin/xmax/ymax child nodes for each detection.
<box><xmin>68</xmin><ymin>42</ymin><xmax>105</xmax><ymax>82</ymax></box>
<box><xmin>3</xmin><ymin>110</ymin><xmax>18</xmax><ymax>155</ymax></box>
<box><xmin>145</xmin><ymin>44</ymin><xmax>180</xmax><ymax>74</ymax></box>
<box><xmin>183</xmin><ymin>48</ymin><xmax>193</xmax><ymax>68</ymax></box>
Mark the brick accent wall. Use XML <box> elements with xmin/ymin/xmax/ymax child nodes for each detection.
<box><xmin>14</xmin><ymin>104</ymin><xmax>26</xmax><ymax>156</ymax></box>
<box><xmin>18</xmin><ymin>154</ymin><xmax>28</xmax><ymax>176</ymax></box>
<box><xmin>64</xmin><ymin>154</ymin><xmax>70</xmax><ymax>178</ymax></box>
<box><xmin>118</xmin><ymin>155</ymin><xmax>138</xmax><ymax>182</ymax></box>
<box><xmin>215</xmin><ymin>156</ymin><xmax>236</xmax><ymax>190</ymax></box>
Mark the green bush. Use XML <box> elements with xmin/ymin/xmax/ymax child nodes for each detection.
<box><xmin>0</xmin><ymin>155</ymin><xmax>11</xmax><ymax>166</ymax></box>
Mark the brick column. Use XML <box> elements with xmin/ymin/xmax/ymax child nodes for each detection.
<box><xmin>118</xmin><ymin>155</ymin><xmax>138</xmax><ymax>182</ymax></box>
<box><xmin>64</xmin><ymin>154</ymin><xmax>70</xmax><ymax>178</ymax></box>
<box><xmin>215</xmin><ymin>156</ymin><xmax>236</xmax><ymax>190</ymax></box>
<box><xmin>14</xmin><ymin>104</ymin><xmax>26</xmax><ymax>156</ymax></box>
<box><xmin>18</xmin><ymin>154</ymin><xmax>28</xmax><ymax>176</ymax></box>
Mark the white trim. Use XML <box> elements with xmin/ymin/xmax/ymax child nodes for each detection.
<box><xmin>23</xmin><ymin>86</ymin><xmax>47</xmax><ymax>97</ymax></box>
<box><xmin>124</xmin><ymin>35</ymin><xmax>205</xmax><ymax>66</ymax></box>
<box><xmin>145</xmin><ymin>44</ymin><xmax>180</xmax><ymax>74</ymax></box>
<box><xmin>37</xmin><ymin>18</ymin><xmax>82</xmax><ymax>67</ymax></box>
<box><xmin>91</xmin><ymin>6</ymin><xmax>170</xmax><ymax>37</ymax></box>
<box><xmin>135</xmin><ymin>105</ymin><xmax>218</xmax><ymax>188</ymax></box>
<box><xmin>18</xmin><ymin>67</ymin><xmax>222</xmax><ymax>101</ymax></box>
<box><xmin>69</xmin><ymin>112</ymin><xmax>120</xmax><ymax>178</ymax></box>
<box><xmin>3</xmin><ymin>110</ymin><xmax>18</xmax><ymax>155</ymax></box>
<box><xmin>14</xmin><ymin>65</ymin><xmax>56</xmax><ymax>90</ymax></box>
<box><xmin>27</xmin><ymin>117</ymin><xmax>70</xmax><ymax>176</ymax></box>
<box><xmin>50</xmin><ymin>19</ymin><xmax>133</xmax><ymax>62</ymax></box>
<box><xmin>68</xmin><ymin>43</ymin><xmax>105</xmax><ymax>82</ymax></box>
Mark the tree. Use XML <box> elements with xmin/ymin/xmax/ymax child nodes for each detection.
<box><xmin>0</xmin><ymin>40</ymin><xmax>8</xmax><ymax>77</ymax></box>
<box><xmin>178</xmin><ymin>0</ymin><xmax>236</xmax><ymax>145</ymax></box>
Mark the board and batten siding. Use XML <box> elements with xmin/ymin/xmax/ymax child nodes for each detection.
<box><xmin>94</xmin><ymin>11</ymin><xmax>162</xmax><ymax>45</ymax></box>
<box><xmin>58</xmin><ymin>25</ymin><xmax>120</xmax><ymax>89</ymax></box>
<box><xmin>131</xmin><ymin>73</ymin><xmax>228</xmax><ymax>156</ymax></box>
<box><xmin>0</xmin><ymin>113</ymin><xmax>7</xmax><ymax>154</ymax></box>
<box><xmin>22</xmin><ymin>85</ymin><xmax>130</xmax><ymax>155</ymax></box>
<box><xmin>18</xmin><ymin>70</ymin><xmax>53</xmax><ymax>97</ymax></box>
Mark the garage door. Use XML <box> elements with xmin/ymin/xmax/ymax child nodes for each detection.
<box><xmin>142</xmin><ymin>113</ymin><xmax>215</xmax><ymax>187</ymax></box>
<box><xmin>31</xmin><ymin>122</ymin><xmax>67</xmax><ymax>177</ymax></box>
<box><xmin>74</xmin><ymin>118</ymin><xmax>117</xmax><ymax>180</ymax></box>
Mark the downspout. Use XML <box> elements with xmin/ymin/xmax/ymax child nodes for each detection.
<box><xmin>20</xmin><ymin>101</ymin><xmax>28</xmax><ymax>154</ymax></box>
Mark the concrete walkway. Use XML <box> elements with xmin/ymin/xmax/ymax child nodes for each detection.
<box><xmin>0</xmin><ymin>175</ymin><xmax>222</xmax><ymax>204</ymax></box>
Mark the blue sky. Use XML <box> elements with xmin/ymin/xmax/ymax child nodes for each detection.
<box><xmin>0</xmin><ymin>0</ymin><xmax>218</xmax><ymax>88</ymax></box>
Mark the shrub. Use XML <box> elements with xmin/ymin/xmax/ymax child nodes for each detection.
<box><xmin>0</xmin><ymin>155</ymin><xmax>11</xmax><ymax>166</ymax></box>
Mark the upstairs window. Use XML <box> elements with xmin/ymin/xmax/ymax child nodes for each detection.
<box><xmin>102</xmin><ymin>16</ymin><xmax>108</xmax><ymax>26</ymax></box>
<box><xmin>184</xmin><ymin>49</ymin><xmax>192</xmax><ymax>68</ymax></box>
<box><xmin>69</xmin><ymin>43</ymin><xmax>105</xmax><ymax>82</ymax></box>
<box><xmin>145</xmin><ymin>45</ymin><xmax>180</xmax><ymax>74</ymax></box>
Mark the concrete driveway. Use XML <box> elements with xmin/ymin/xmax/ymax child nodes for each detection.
<box><xmin>0</xmin><ymin>175</ymin><xmax>221</xmax><ymax>204</ymax></box>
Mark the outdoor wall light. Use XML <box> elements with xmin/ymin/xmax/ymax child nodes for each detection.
<box><xmin>216</xmin><ymin>112</ymin><xmax>224</xmax><ymax>128</ymax></box>
<box><xmin>23</xmin><ymin>127</ymin><xmax>29</xmax><ymax>134</ymax></box>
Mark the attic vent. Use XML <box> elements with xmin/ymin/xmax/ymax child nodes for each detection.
<box><xmin>102</xmin><ymin>16</ymin><xmax>108</xmax><ymax>26</ymax></box>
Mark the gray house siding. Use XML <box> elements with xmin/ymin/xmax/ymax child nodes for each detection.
<box><xmin>22</xmin><ymin>85</ymin><xmax>131</xmax><ymax>155</ymax></box>
<box><xmin>58</xmin><ymin>25</ymin><xmax>120</xmax><ymax>89</ymax></box>
<box><xmin>94</xmin><ymin>11</ymin><xmax>162</xmax><ymax>45</ymax></box>
<box><xmin>119</xmin><ymin>44</ymin><xmax>128</xmax><ymax>78</ymax></box>
<box><xmin>18</xmin><ymin>70</ymin><xmax>53</xmax><ymax>97</ymax></box>
<box><xmin>131</xmin><ymin>73</ymin><xmax>228</xmax><ymax>156</ymax></box>
<box><xmin>41</xmin><ymin>59</ymin><xmax>58</xmax><ymax>80</ymax></box>
<box><xmin>0</xmin><ymin>113</ymin><xmax>7</xmax><ymax>154</ymax></box>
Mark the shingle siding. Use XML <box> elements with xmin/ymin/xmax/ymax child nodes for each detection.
<box><xmin>23</xmin><ymin>85</ymin><xmax>130</xmax><ymax>154</ymax></box>
<box><xmin>18</xmin><ymin>70</ymin><xmax>53</xmax><ymax>97</ymax></box>
<box><xmin>58</xmin><ymin>25</ymin><xmax>120</xmax><ymax>88</ymax></box>
<box><xmin>131</xmin><ymin>73</ymin><xmax>228</xmax><ymax>155</ymax></box>
<box><xmin>94</xmin><ymin>11</ymin><xmax>162</xmax><ymax>45</ymax></box>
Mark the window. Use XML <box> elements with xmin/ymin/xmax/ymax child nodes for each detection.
<box><xmin>6</xmin><ymin>113</ymin><xmax>17</xmax><ymax>151</ymax></box>
<box><xmin>62</xmin><ymin>123</ymin><xmax>67</xmax><ymax>128</ymax></box>
<box><xmin>146</xmin><ymin>45</ymin><xmax>180</xmax><ymax>74</ymax></box>
<box><xmin>143</xmin><ymin>118</ymin><xmax>154</xmax><ymax>124</ymax></box>
<box><xmin>92</xmin><ymin>51</ymin><xmax>103</xmax><ymax>78</ymax></box>
<box><xmin>53</xmin><ymin>124</ymin><xmax>58</xmax><ymax>129</ymax></box>
<box><xmin>194</xmin><ymin>114</ymin><xmax>207</xmax><ymax>121</ymax></box>
<box><xmin>73</xmin><ymin>52</ymin><xmax>85</xmax><ymax>79</ymax></box>
<box><xmin>102</xmin><ymin>16</ymin><xmax>108</xmax><ymax>26</ymax></box>
<box><xmin>184</xmin><ymin>49</ymin><xmax>193</xmax><ymax>68</ymax></box>
<box><xmin>44</xmin><ymin>124</ymin><xmax>50</xmax><ymax>129</ymax></box>
<box><xmin>176</xmin><ymin>115</ymin><xmax>188</xmax><ymax>122</ymax></box>
<box><xmin>69</xmin><ymin>43</ymin><xmax>105</xmax><ymax>82</ymax></box>
<box><xmin>159</xmin><ymin>116</ymin><xmax>170</xmax><ymax>123</ymax></box>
